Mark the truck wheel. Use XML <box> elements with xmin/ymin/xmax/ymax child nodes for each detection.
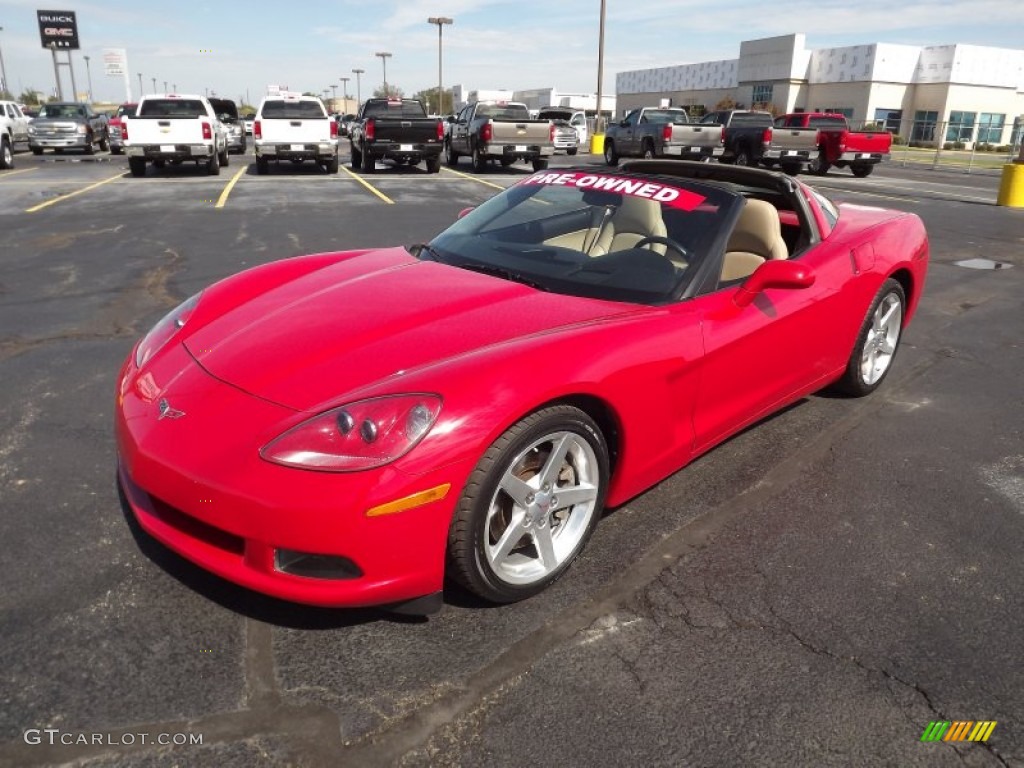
<box><xmin>1</xmin><ymin>136</ymin><xmax>13</xmax><ymax>169</ymax></box>
<box><xmin>445</xmin><ymin>140</ymin><xmax>459</xmax><ymax>166</ymax></box>
<box><xmin>471</xmin><ymin>143</ymin><xmax>487</xmax><ymax>173</ymax></box>
<box><xmin>99</xmin><ymin>134</ymin><xmax>109</xmax><ymax>152</ymax></box>
<box><xmin>84</xmin><ymin>135</ymin><xmax>95</xmax><ymax>155</ymax></box>
<box><xmin>809</xmin><ymin>152</ymin><xmax>829</xmax><ymax>176</ymax></box>
<box><xmin>207</xmin><ymin>150</ymin><xmax>220</xmax><ymax>176</ymax></box>
<box><xmin>499</xmin><ymin>156</ymin><xmax>515</xmax><ymax>167</ymax></box>
<box><xmin>110</xmin><ymin>145</ymin><xmax>123</xmax><ymax>155</ymax></box>
<box><xmin>425</xmin><ymin>154</ymin><xmax>441</xmax><ymax>174</ymax></box>
<box><xmin>642</xmin><ymin>140</ymin><xmax>655</xmax><ymax>159</ymax></box>
<box><xmin>734</xmin><ymin>147</ymin><xmax>751</xmax><ymax>166</ymax></box>
<box><xmin>128</xmin><ymin>157</ymin><xmax>146</xmax><ymax>177</ymax></box>
<box><xmin>567</xmin><ymin>148</ymin><xmax>578</xmax><ymax>156</ymax></box>
<box><xmin>781</xmin><ymin>162</ymin><xmax>801</xmax><ymax>176</ymax></box>
<box><xmin>256</xmin><ymin>157</ymin><xmax>269</xmax><ymax>175</ymax></box>
<box><xmin>360</xmin><ymin>144</ymin><xmax>374</xmax><ymax>173</ymax></box>
<box><xmin>350</xmin><ymin>143</ymin><xmax>361</xmax><ymax>169</ymax></box>
<box><xmin>325</xmin><ymin>154</ymin><xmax>339</xmax><ymax>173</ymax></box>
<box><xmin>31</xmin><ymin>147</ymin><xmax>43</xmax><ymax>156</ymax></box>
<box><xmin>219</xmin><ymin>146</ymin><xmax>229</xmax><ymax>167</ymax></box>
<box><xmin>603</xmin><ymin>140</ymin><xmax>618</xmax><ymax>166</ymax></box>
<box><xmin>531</xmin><ymin>158</ymin><xmax>549</xmax><ymax>171</ymax></box>
<box><xmin>851</xmin><ymin>164</ymin><xmax>873</xmax><ymax>178</ymax></box>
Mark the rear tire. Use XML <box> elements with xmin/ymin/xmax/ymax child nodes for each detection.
<box><xmin>425</xmin><ymin>154</ymin><xmax>441</xmax><ymax>173</ymax></box>
<box><xmin>110</xmin><ymin>145</ymin><xmax>123</xmax><ymax>155</ymax></box>
<box><xmin>349</xmin><ymin>143</ymin><xmax>361</xmax><ymax>169</ymax></box>
<box><xmin>1</xmin><ymin>136</ymin><xmax>13</xmax><ymax>169</ymax></box>
<box><xmin>128</xmin><ymin>157</ymin><xmax>146</xmax><ymax>177</ymax></box>
<box><xmin>325</xmin><ymin>154</ymin><xmax>339</xmax><ymax>173</ymax></box>
<box><xmin>531</xmin><ymin>157</ymin><xmax>549</xmax><ymax>171</ymax></box>
<box><xmin>734</xmin><ymin>147</ymin><xmax>751</xmax><ymax>166</ymax></box>
<box><xmin>471</xmin><ymin>142</ymin><xmax>487</xmax><ymax>172</ymax></box>
<box><xmin>642</xmin><ymin>140</ymin><xmax>655</xmax><ymax>159</ymax></box>
<box><xmin>218</xmin><ymin>146</ymin><xmax>229</xmax><ymax>167</ymax></box>
<box><xmin>833</xmin><ymin>279</ymin><xmax>906</xmax><ymax>397</ymax></box>
<box><xmin>360</xmin><ymin>144</ymin><xmax>374</xmax><ymax>173</ymax></box>
<box><xmin>851</xmin><ymin>164</ymin><xmax>874</xmax><ymax>178</ymax></box>
<box><xmin>207</xmin><ymin>150</ymin><xmax>220</xmax><ymax>175</ymax></box>
<box><xmin>256</xmin><ymin>156</ymin><xmax>269</xmax><ymax>175</ymax></box>
<box><xmin>603</xmin><ymin>140</ymin><xmax>618</xmax><ymax>166</ymax></box>
<box><xmin>781</xmin><ymin>162</ymin><xmax>801</xmax><ymax>176</ymax></box>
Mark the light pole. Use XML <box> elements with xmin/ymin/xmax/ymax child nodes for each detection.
<box><xmin>351</xmin><ymin>68</ymin><xmax>363</xmax><ymax>107</ymax></box>
<box><xmin>137</xmin><ymin>72</ymin><xmax>143</xmax><ymax>99</ymax></box>
<box><xmin>151</xmin><ymin>76</ymin><xmax>156</xmax><ymax>94</ymax></box>
<box><xmin>83</xmin><ymin>54</ymin><xmax>94</xmax><ymax>102</ymax></box>
<box><xmin>595</xmin><ymin>0</ymin><xmax>607</xmax><ymax>139</ymax></box>
<box><xmin>427</xmin><ymin>17</ymin><xmax>453</xmax><ymax>115</ymax></box>
<box><xmin>340</xmin><ymin>77</ymin><xmax>350</xmax><ymax>113</ymax></box>
<box><xmin>331</xmin><ymin>83</ymin><xmax>337</xmax><ymax>109</ymax></box>
<box><xmin>0</xmin><ymin>27</ymin><xmax>8</xmax><ymax>99</ymax></box>
<box><xmin>163</xmin><ymin>80</ymin><xmax>167</xmax><ymax>93</ymax></box>
<box><xmin>375</xmin><ymin>52</ymin><xmax>392</xmax><ymax>96</ymax></box>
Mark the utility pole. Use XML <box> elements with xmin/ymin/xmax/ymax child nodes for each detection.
<box><xmin>340</xmin><ymin>77</ymin><xmax>350</xmax><ymax>113</ymax></box>
<box><xmin>0</xmin><ymin>27</ymin><xmax>8</xmax><ymax>99</ymax></box>
<box><xmin>331</xmin><ymin>83</ymin><xmax>337</xmax><ymax>109</ymax></box>
<box><xmin>137</xmin><ymin>72</ymin><xmax>143</xmax><ymax>99</ymax></box>
<box><xmin>83</xmin><ymin>55</ymin><xmax>93</xmax><ymax>102</ymax></box>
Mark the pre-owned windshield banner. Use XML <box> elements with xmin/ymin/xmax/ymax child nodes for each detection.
<box><xmin>519</xmin><ymin>171</ymin><xmax>706</xmax><ymax>211</ymax></box>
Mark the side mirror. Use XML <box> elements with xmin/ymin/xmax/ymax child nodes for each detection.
<box><xmin>733</xmin><ymin>260</ymin><xmax>815</xmax><ymax>308</ymax></box>
<box><xmin>457</xmin><ymin>207</ymin><xmax>475</xmax><ymax>219</ymax></box>
<box><xmin>446</xmin><ymin>115</ymin><xmax>455</xmax><ymax>123</ymax></box>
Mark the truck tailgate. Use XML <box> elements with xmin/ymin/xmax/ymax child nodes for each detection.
<box><xmin>125</xmin><ymin>117</ymin><xmax>206</xmax><ymax>144</ymax></box>
<box><xmin>259</xmin><ymin>118</ymin><xmax>330</xmax><ymax>143</ymax></box>
<box><xmin>670</xmin><ymin>124</ymin><xmax>722</xmax><ymax>148</ymax></box>
<box><xmin>843</xmin><ymin>131</ymin><xmax>892</xmax><ymax>154</ymax></box>
<box><xmin>491</xmin><ymin>120</ymin><xmax>551</xmax><ymax>144</ymax></box>
<box><xmin>370</xmin><ymin>118</ymin><xmax>440</xmax><ymax>144</ymax></box>
<box><xmin>771</xmin><ymin>127</ymin><xmax>818</xmax><ymax>152</ymax></box>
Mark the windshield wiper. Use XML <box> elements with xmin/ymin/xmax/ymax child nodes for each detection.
<box><xmin>455</xmin><ymin>262</ymin><xmax>549</xmax><ymax>292</ymax></box>
<box><xmin>410</xmin><ymin>243</ymin><xmax>446</xmax><ymax>263</ymax></box>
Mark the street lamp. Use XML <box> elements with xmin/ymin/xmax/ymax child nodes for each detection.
<box><xmin>595</xmin><ymin>0</ymin><xmax>607</xmax><ymax>138</ymax></box>
<box><xmin>331</xmin><ymin>83</ymin><xmax>337</xmax><ymax>109</ymax></box>
<box><xmin>83</xmin><ymin>54</ymin><xmax>93</xmax><ymax>102</ymax></box>
<box><xmin>427</xmin><ymin>17</ymin><xmax>453</xmax><ymax>116</ymax></box>
<box><xmin>151</xmin><ymin>76</ymin><xmax>156</xmax><ymax>94</ymax></box>
<box><xmin>375</xmin><ymin>52</ymin><xmax>392</xmax><ymax>96</ymax></box>
<box><xmin>137</xmin><ymin>73</ymin><xmax>143</xmax><ymax>99</ymax></box>
<box><xmin>351</xmin><ymin>68</ymin><xmax>364</xmax><ymax>107</ymax></box>
<box><xmin>163</xmin><ymin>80</ymin><xmax>167</xmax><ymax>93</ymax></box>
<box><xmin>340</xmin><ymin>77</ymin><xmax>350</xmax><ymax>112</ymax></box>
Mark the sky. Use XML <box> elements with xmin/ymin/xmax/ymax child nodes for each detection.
<box><xmin>1</xmin><ymin>0</ymin><xmax>1022</xmax><ymax>105</ymax></box>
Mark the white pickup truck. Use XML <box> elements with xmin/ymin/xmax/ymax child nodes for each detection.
<box><xmin>253</xmin><ymin>94</ymin><xmax>338</xmax><ymax>174</ymax></box>
<box><xmin>123</xmin><ymin>94</ymin><xmax>228</xmax><ymax>177</ymax></box>
<box><xmin>1</xmin><ymin>100</ymin><xmax>31</xmax><ymax>169</ymax></box>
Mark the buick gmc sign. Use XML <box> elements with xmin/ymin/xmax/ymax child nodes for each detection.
<box><xmin>37</xmin><ymin>10</ymin><xmax>80</xmax><ymax>49</ymax></box>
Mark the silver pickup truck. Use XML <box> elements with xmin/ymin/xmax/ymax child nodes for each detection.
<box><xmin>603</xmin><ymin>107</ymin><xmax>724</xmax><ymax>164</ymax></box>
<box><xmin>445</xmin><ymin>101</ymin><xmax>554</xmax><ymax>172</ymax></box>
<box><xmin>28</xmin><ymin>102</ymin><xmax>109</xmax><ymax>155</ymax></box>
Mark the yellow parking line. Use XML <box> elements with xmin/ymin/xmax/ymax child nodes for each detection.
<box><xmin>1</xmin><ymin>167</ymin><xmax>39</xmax><ymax>179</ymax></box>
<box><xmin>339</xmin><ymin>165</ymin><xmax>394</xmax><ymax>204</ymax></box>
<box><xmin>216</xmin><ymin>165</ymin><xmax>247</xmax><ymax>209</ymax></box>
<box><xmin>441</xmin><ymin>166</ymin><xmax>506</xmax><ymax>190</ymax></box>
<box><xmin>25</xmin><ymin>172</ymin><xmax>125</xmax><ymax>213</ymax></box>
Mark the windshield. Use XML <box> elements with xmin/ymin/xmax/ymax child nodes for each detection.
<box><xmin>429</xmin><ymin>171</ymin><xmax>739</xmax><ymax>305</ymax></box>
<box><xmin>37</xmin><ymin>104</ymin><xmax>86</xmax><ymax>119</ymax></box>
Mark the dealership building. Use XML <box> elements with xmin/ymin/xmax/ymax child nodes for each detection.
<box><xmin>615</xmin><ymin>33</ymin><xmax>1024</xmax><ymax>147</ymax></box>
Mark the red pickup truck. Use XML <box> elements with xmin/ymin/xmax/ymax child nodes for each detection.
<box><xmin>775</xmin><ymin>113</ymin><xmax>892</xmax><ymax>177</ymax></box>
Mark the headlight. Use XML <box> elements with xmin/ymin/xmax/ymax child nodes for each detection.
<box><xmin>28</xmin><ymin>126</ymin><xmax>37</xmax><ymax>135</ymax></box>
<box><xmin>77</xmin><ymin>124</ymin><xmax>88</xmax><ymax>134</ymax></box>
<box><xmin>134</xmin><ymin>293</ymin><xmax>202</xmax><ymax>368</ymax></box>
<box><xmin>261</xmin><ymin>394</ymin><xmax>442</xmax><ymax>472</ymax></box>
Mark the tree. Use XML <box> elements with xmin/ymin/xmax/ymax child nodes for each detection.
<box><xmin>19</xmin><ymin>89</ymin><xmax>44</xmax><ymax>105</ymax></box>
<box><xmin>411</xmin><ymin>87</ymin><xmax>454</xmax><ymax>115</ymax></box>
<box><xmin>372</xmin><ymin>85</ymin><xmax>404</xmax><ymax>99</ymax></box>
<box><xmin>713</xmin><ymin>95</ymin><xmax>738</xmax><ymax>111</ymax></box>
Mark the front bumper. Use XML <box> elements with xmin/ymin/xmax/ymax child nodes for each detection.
<box><xmin>29</xmin><ymin>135</ymin><xmax>89</xmax><ymax>149</ymax></box>
<box><xmin>115</xmin><ymin>343</ymin><xmax>463</xmax><ymax>608</ymax></box>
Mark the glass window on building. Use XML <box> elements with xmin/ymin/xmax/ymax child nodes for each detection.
<box><xmin>977</xmin><ymin>113</ymin><xmax>1005</xmax><ymax>144</ymax></box>
<box><xmin>820</xmin><ymin>107</ymin><xmax>854</xmax><ymax>119</ymax></box>
<box><xmin>752</xmin><ymin>84</ymin><xmax>774</xmax><ymax>107</ymax></box>
<box><xmin>873</xmin><ymin>108</ymin><xmax>902</xmax><ymax>133</ymax></box>
<box><xmin>946</xmin><ymin>111</ymin><xmax>976</xmax><ymax>142</ymax></box>
<box><xmin>1011</xmin><ymin>116</ymin><xmax>1023</xmax><ymax>148</ymax></box>
<box><xmin>912</xmin><ymin>111</ymin><xmax>938</xmax><ymax>143</ymax></box>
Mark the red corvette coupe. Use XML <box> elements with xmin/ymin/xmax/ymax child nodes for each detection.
<box><xmin>116</xmin><ymin>162</ymin><xmax>928</xmax><ymax>613</ymax></box>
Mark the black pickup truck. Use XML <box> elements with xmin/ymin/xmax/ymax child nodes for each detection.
<box><xmin>349</xmin><ymin>98</ymin><xmax>444</xmax><ymax>173</ymax></box>
<box><xmin>700</xmin><ymin>109</ymin><xmax>818</xmax><ymax>174</ymax></box>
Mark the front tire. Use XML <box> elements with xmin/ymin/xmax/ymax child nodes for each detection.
<box><xmin>834</xmin><ymin>278</ymin><xmax>906</xmax><ymax>397</ymax></box>
<box><xmin>447</xmin><ymin>405</ymin><xmax>609</xmax><ymax>604</ymax></box>
<box><xmin>603</xmin><ymin>140</ymin><xmax>618</xmax><ymax>166</ymax></box>
<box><xmin>567</xmin><ymin>147</ymin><xmax>578</xmax><ymax>156</ymax></box>
<box><xmin>31</xmin><ymin>147</ymin><xmax>44</xmax><ymax>156</ymax></box>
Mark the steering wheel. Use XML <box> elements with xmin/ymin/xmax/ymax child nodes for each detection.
<box><xmin>634</xmin><ymin>235</ymin><xmax>690</xmax><ymax>264</ymax></box>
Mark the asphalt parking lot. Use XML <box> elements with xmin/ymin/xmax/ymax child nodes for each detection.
<box><xmin>1</xmin><ymin>145</ymin><xmax>1022</xmax><ymax>768</ymax></box>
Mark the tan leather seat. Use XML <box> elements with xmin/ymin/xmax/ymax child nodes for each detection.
<box><xmin>721</xmin><ymin>199</ymin><xmax>789</xmax><ymax>282</ymax></box>
<box><xmin>589</xmin><ymin>196</ymin><xmax>668</xmax><ymax>256</ymax></box>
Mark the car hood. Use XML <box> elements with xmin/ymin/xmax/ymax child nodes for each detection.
<box><xmin>184</xmin><ymin>247</ymin><xmax>634</xmax><ymax>411</ymax></box>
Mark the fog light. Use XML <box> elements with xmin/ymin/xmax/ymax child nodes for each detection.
<box><xmin>274</xmin><ymin>550</ymin><xmax>362</xmax><ymax>580</ymax></box>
